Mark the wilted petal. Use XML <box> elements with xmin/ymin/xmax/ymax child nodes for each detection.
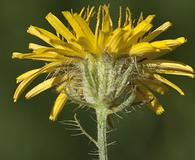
<box><xmin>138</xmin><ymin>79</ymin><xmax>168</xmax><ymax>95</ymax></box>
<box><xmin>137</xmin><ymin>86</ymin><xmax>165</xmax><ymax>115</ymax></box>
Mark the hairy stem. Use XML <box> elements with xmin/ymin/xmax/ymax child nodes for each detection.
<box><xmin>96</xmin><ymin>108</ymin><xmax>108</xmax><ymax>160</ymax></box>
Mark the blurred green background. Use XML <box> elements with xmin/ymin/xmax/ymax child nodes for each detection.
<box><xmin>0</xmin><ymin>0</ymin><xmax>195</xmax><ymax>160</ymax></box>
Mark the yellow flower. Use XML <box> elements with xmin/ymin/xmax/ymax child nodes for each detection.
<box><xmin>13</xmin><ymin>5</ymin><xmax>194</xmax><ymax>121</ymax></box>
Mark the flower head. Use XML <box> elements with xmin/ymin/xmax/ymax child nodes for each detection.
<box><xmin>13</xmin><ymin>5</ymin><xmax>194</xmax><ymax>121</ymax></box>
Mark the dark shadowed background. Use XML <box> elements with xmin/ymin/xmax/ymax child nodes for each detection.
<box><xmin>0</xmin><ymin>0</ymin><xmax>195</xmax><ymax>160</ymax></box>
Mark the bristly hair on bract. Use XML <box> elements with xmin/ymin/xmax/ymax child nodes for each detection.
<box><xmin>12</xmin><ymin>5</ymin><xmax>194</xmax><ymax>121</ymax></box>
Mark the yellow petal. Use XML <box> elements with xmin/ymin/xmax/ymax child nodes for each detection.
<box><xmin>117</xmin><ymin>30</ymin><xmax>132</xmax><ymax>53</ymax></box>
<box><xmin>62</xmin><ymin>11</ymin><xmax>95</xmax><ymax>47</ymax></box>
<box><xmin>129</xmin><ymin>42</ymin><xmax>154</xmax><ymax>56</ymax></box>
<box><xmin>95</xmin><ymin>6</ymin><xmax>101</xmax><ymax>46</ymax></box>
<box><xmin>129</xmin><ymin>37</ymin><xmax>186</xmax><ymax>58</ymax></box>
<box><xmin>97</xmin><ymin>30</ymin><xmax>111</xmax><ymax>51</ymax></box>
<box><xmin>106</xmin><ymin>28</ymin><xmax>125</xmax><ymax>54</ymax></box>
<box><xmin>124</xmin><ymin>7</ymin><xmax>132</xmax><ymax>27</ymax></box>
<box><xmin>85</xmin><ymin>6</ymin><xmax>95</xmax><ymax>23</ymax></box>
<box><xmin>142</xmin><ymin>21</ymin><xmax>172</xmax><ymax>42</ymax></box>
<box><xmin>149</xmin><ymin>97</ymin><xmax>165</xmax><ymax>115</ymax></box>
<box><xmin>13</xmin><ymin>45</ymin><xmax>86</xmax><ymax>61</ymax></box>
<box><xmin>62</xmin><ymin>11</ymin><xmax>83</xmax><ymax>37</ymax></box>
<box><xmin>16</xmin><ymin>69</ymin><xmax>40</xmax><ymax>83</ymax></box>
<box><xmin>46</xmin><ymin>12</ymin><xmax>75</xmax><ymax>42</ymax></box>
<box><xmin>14</xmin><ymin>69</ymin><xmax>43</xmax><ymax>102</ymax></box>
<box><xmin>118</xmin><ymin>6</ymin><xmax>122</xmax><ymax>28</ymax></box>
<box><xmin>102</xmin><ymin>5</ymin><xmax>113</xmax><ymax>33</ymax></box>
<box><xmin>143</xmin><ymin>60</ymin><xmax>194</xmax><ymax>78</ymax></box>
<box><xmin>75</xmin><ymin>15</ymin><xmax>96</xmax><ymax>45</ymax></box>
<box><xmin>76</xmin><ymin>37</ymin><xmax>98</xmax><ymax>54</ymax></box>
<box><xmin>29</xmin><ymin>43</ymin><xmax>47</xmax><ymax>50</ymax></box>
<box><xmin>12</xmin><ymin>52</ymin><xmax>66</xmax><ymax>62</ymax></box>
<box><xmin>137</xmin><ymin>12</ymin><xmax>144</xmax><ymax>24</ymax></box>
<box><xmin>116</xmin><ymin>20</ymin><xmax>133</xmax><ymax>53</ymax></box>
<box><xmin>13</xmin><ymin>62</ymin><xmax>65</xmax><ymax>102</ymax></box>
<box><xmin>152</xmin><ymin>37</ymin><xmax>186</xmax><ymax>49</ymax></box>
<box><xmin>25</xmin><ymin>76</ymin><xmax>63</xmax><ymax>99</ymax></box>
<box><xmin>137</xmin><ymin>86</ymin><xmax>165</xmax><ymax>115</ymax></box>
<box><xmin>56</xmin><ymin>82</ymin><xmax>67</xmax><ymax>93</ymax></box>
<box><xmin>153</xmin><ymin>74</ymin><xmax>185</xmax><ymax>95</ymax></box>
<box><xmin>27</xmin><ymin>26</ymin><xmax>65</xmax><ymax>49</ymax></box>
<box><xmin>35</xmin><ymin>48</ymin><xmax>85</xmax><ymax>58</ymax></box>
<box><xmin>38</xmin><ymin>41</ymin><xmax>85</xmax><ymax>56</ymax></box>
<box><xmin>49</xmin><ymin>92</ymin><xmax>68</xmax><ymax>121</ymax></box>
<box><xmin>127</xmin><ymin>15</ymin><xmax>155</xmax><ymax>45</ymax></box>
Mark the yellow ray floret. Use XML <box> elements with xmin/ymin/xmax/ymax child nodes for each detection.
<box><xmin>29</xmin><ymin>43</ymin><xmax>47</xmax><ymax>50</ymax></box>
<box><xmin>49</xmin><ymin>92</ymin><xmax>68</xmax><ymax>121</ymax></box>
<box><xmin>102</xmin><ymin>5</ymin><xmax>113</xmax><ymax>33</ymax></box>
<box><xmin>25</xmin><ymin>76</ymin><xmax>63</xmax><ymax>99</ymax></box>
<box><xmin>12</xmin><ymin>52</ymin><xmax>67</xmax><ymax>62</ymax></box>
<box><xmin>46</xmin><ymin>12</ymin><xmax>75</xmax><ymax>42</ymax></box>
<box><xmin>142</xmin><ymin>21</ymin><xmax>172</xmax><ymax>42</ymax></box>
<box><xmin>129</xmin><ymin>37</ymin><xmax>186</xmax><ymax>58</ymax></box>
<box><xmin>13</xmin><ymin>62</ymin><xmax>66</xmax><ymax>102</ymax></box>
<box><xmin>152</xmin><ymin>74</ymin><xmax>184</xmax><ymax>95</ymax></box>
<box><xmin>27</xmin><ymin>26</ymin><xmax>65</xmax><ymax>49</ymax></box>
<box><xmin>62</xmin><ymin>11</ymin><xmax>96</xmax><ymax>52</ymax></box>
<box><xmin>143</xmin><ymin>60</ymin><xmax>194</xmax><ymax>77</ymax></box>
<box><xmin>16</xmin><ymin>69</ymin><xmax>41</xmax><ymax>83</ymax></box>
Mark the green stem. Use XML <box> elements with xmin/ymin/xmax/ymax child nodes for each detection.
<box><xmin>96</xmin><ymin>108</ymin><xmax>108</xmax><ymax>160</ymax></box>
